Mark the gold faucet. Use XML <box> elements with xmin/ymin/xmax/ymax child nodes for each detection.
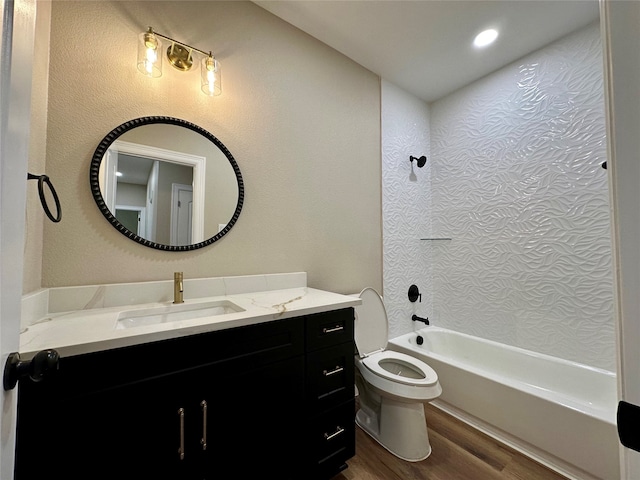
<box><xmin>173</xmin><ymin>272</ymin><xmax>184</xmax><ymax>304</ymax></box>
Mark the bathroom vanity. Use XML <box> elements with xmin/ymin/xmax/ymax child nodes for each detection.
<box><xmin>14</xmin><ymin>274</ymin><xmax>358</xmax><ymax>479</ymax></box>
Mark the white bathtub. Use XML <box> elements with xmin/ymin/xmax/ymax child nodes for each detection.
<box><xmin>388</xmin><ymin>327</ymin><xmax>620</xmax><ymax>480</ymax></box>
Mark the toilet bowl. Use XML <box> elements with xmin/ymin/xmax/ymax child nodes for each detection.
<box><xmin>353</xmin><ymin>287</ymin><xmax>441</xmax><ymax>462</ymax></box>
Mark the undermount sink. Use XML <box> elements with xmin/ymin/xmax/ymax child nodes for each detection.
<box><xmin>115</xmin><ymin>300</ymin><xmax>245</xmax><ymax>329</ymax></box>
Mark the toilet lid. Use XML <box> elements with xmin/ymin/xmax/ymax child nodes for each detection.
<box><xmin>354</xmin><ymin>287</ymin><xmax>388</xmax><ymax>358</ymax></box>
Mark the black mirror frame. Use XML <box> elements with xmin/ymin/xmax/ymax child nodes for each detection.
<box><xmin>89</xmin><ymin>116</ymin><xmax>244</xmax><ymax>251</ymax></box>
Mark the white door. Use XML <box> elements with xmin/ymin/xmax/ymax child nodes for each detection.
<box><xmin>171</xmin><ymin>183</ymin><xmax>193</xmax><ymax>245</ymax></box>
<box><xmin>115</xmin><ymin>206</ymin><xmax>146</xmax><ymax>238</ymax></box>
<box><xmin>0</xmin><ymin>0</ymin><xmax>36</xmax><ymax>478</ymax></box>
<box><xmin>601</xmin><ymin>0</ymin><xmax>640</xmax><ymax>478</ymax></box>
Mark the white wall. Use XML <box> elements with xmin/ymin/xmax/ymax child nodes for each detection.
<box><xmin>381</xmin><ymin>80</ymin><xmax>432</xmax><ymax>340</ymax></box>
<box><xmin>383</xmin><ymin>22</ymin><xmax>615</xmax><ymax>371</ymax></box>
<box><xmin>24</xmin><ymin>0</ymin><xmax>50</xmax><ymax>293</ymax></box>
<box><xmin>28</xmin><ymin>1</ymin><xmax>382</xmax><ymax>295</ymax></box>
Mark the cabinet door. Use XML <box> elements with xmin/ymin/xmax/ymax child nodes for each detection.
<box><xmin>15</xmin><ymin>370</ymin><xmax>190</xmax><ymax>480</ymax></box>
<box><xmin>189</xmin><ymin>356</ymin><xmax>305</xmax><ymax>479</ymax></box>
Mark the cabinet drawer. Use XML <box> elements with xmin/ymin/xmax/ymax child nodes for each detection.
<box><xmin>306</xmin><ymin>343</ymin><xmax>354</xmax><ymax>411</ymax></box>
<box><xmin>305</xmin><ymin>308</ymin><xmax>354</xmax><ymax>351</ymax></box>
<box><xmin>309</xmin><ymin>399</ymin><xmax>355</xmax><ymax>472</ymax></box>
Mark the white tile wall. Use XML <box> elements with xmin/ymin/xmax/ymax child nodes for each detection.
<box><xmin>383</xmin><ymin>22</ymin><xmax>615</xmax><ymax>371</ymax></box>
<box><xmin>381</xmin><ymin>80</ymin><xmax>433</xmax><ymax>340</ymax></box>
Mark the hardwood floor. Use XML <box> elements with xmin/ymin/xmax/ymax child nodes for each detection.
<box><xmin>334</xmin><ymin>402</ymin><xmax>570</xmax><ymax>480</ymax></box>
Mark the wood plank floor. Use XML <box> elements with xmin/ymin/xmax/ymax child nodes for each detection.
<box><xmin>334</xmin><ymin>402</ymin><xmax>570</xmax><ymax>480</ymax></box>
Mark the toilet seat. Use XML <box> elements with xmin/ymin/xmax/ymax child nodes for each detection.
<box><xmin>354</xmin><ymin>288</ymin><xmax>438</xmax><ymax>387</ymax></box>
<box><xmin>362</xmin><ymin>351</ymin><xmax>438</xmax><ymax>387</ymax></box>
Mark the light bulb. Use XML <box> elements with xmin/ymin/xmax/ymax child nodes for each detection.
<box><xmin>137</xmin><ymin>28</ymin><xmax>162</xmax><ymax>78</ymax></box>
<box><xmin>201</xmin><ymin>55</ymin><xmax>221</xmax><ymax>96</ymax></box>
<box><xmin>145</xmin><ymin>47</ymin><xmax>157</xmax><ymax>74</ymax></box>
<box><xmin>207</xmin><ymin>69</ymin><xmax>215</xmax><ymax>94</ymax></box>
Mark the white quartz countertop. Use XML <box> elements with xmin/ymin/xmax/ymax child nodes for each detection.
<box><xmin>20</xmin><ymin>287</ymin><xmax>361</xmax><ymax>359</ymax></box>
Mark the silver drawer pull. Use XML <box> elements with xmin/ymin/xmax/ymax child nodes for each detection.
<box><xmin>322</xmin><ymin>325</ymin><xmax>344</xmax><ymax>334</ymax></box>
<box><xmin>324</xmin><ymin>426</ymin><xmax>345</xmax><ymax>441</ymax></box>
<box><xmin>323</xmin><ymin>366</ymin><xmax>344</xmax><ymax>377</ymax></box>
<box><xmin>178</xmin><ymin>407</ymin><xmax>185</xmax><ymax>460</ymax></box>
<box><xmin>201</xmin><ymin>400</ymin><xmax>208</xmax><ymax>451</ymax></box>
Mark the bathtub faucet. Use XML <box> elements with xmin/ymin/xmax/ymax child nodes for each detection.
<box><xmin>412</xmin><ymin>314</ymin><xmax>429</xmax><ymax>325</ymax></box>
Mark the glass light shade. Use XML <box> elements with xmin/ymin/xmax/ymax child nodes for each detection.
<box><xmin>137</xmin><ymin>30</ymin><xmax>162</xmax><ymax>78</ymax></box>
<box><xmin>201</xmin><ymin>56</ymin><xmax>221</xmax><ymax>96</ymax></box>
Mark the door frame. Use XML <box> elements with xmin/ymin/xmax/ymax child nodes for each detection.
<box><xmin>114</xmin><ymin>205</ymin><xmax>146</xmax><ymax>238</ymax></box>
<box><xmin>600</xmin><ymin>0</ymin><xmax>640</xmax><ymax>477</ymax></box>
<box><xmin>0</xmin><ymin>0</ymin><xmax>36</xmax><ymax>478</ymax></box>
<box><xmin>108</xmin><ymin>140</ymin><xmax>206</xmax><ymax>243</ymax></box>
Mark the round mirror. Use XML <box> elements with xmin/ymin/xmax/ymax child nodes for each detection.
<box><xmin>90</xmin><ymin>117</ymin><xmax>244</xmax><ymax>251</ymax></box>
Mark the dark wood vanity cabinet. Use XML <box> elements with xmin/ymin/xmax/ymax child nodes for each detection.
<box><xmin>304</xmin><ymin>308</ymin><xmax>356</xmax><ymax>478</ymax></box>
<box><xmin>15</xmin><ymin>307</ymin><xmax>355</xmax><ymax>480</ymax></box>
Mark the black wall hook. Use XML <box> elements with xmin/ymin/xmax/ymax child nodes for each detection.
<box><xmin>409</xmin><ymin>155</ymin><xmax>427</xmax><ymax>168</ymax></box>
<box><xmin>28</xmin><ymin>173</ymin><xmax>62</xmax><ymax>223</ymax></box>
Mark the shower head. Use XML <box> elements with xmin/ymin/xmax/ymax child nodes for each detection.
<box><xmin>410</xmin><ymin>155</ymin><xmax>427</xmax><ymax>168</ymax></box>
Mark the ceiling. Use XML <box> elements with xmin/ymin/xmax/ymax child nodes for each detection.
<box><xmin>118</xmin><ymin>154</ymin><xmax>154</xmax><ymax>185</ymax></box>
<box><xmin>254</xmin><ymin>0</ymin><xmax>600</xmax><ymax>103</ymax></box>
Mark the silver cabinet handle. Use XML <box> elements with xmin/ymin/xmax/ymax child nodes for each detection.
<box><xmin>324</xmin><ymin>426</ymin><xmax>345</xmax><ymax>441</ymax></box>
<box><xmin>200</xmin><ymin>400</ymin><xmax>208</xmax><ymax>451</ymax></box>
<box><xmin>323</xmin><ymin>365</ymin><xmax>344</xmax><ymax>377</ymax></box>
<box><xmin>178</xmin><ymin>408</ymin><xmax>185</xmax><ymax>460</ymax></box>
<box><xmin>322</xmin><ymin>325</ymin><xmax>344</xmax><ymax>334</ymax></box>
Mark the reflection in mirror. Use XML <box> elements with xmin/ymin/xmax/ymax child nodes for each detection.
<box><xmin>90</xmin><ymin>117</ymin><xmax>243</xmax><ymax>251</ymax></box>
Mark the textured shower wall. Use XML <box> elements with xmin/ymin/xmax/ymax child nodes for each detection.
<box><xmin>430</xmin><ymin>22</ymin><xmax>614</xmax><ymax>371</ymax></box>
<box><xmin>381</xmin><ymin>80</ymin><xmax>432</xmax><ymax>340</ymax></box>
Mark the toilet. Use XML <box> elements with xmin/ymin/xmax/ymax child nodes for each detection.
<box><xmin>353</xmin><ymin>287</ymin><xmax>441</xmax><ymax>462</ymax></box>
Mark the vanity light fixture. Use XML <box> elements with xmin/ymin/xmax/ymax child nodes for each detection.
<box><xmin>137</xmin><ymin>27</ymin><xmax>221</xmax><ymax>96</ymax></box>
<box><xmin>473</xmin><ymin>28</ymin><xmax>499</xmax><ymax>48</ymax></box>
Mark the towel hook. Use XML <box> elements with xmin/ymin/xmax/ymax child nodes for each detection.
<box><xmin>28</xmin><ymin>173</ymin><xmax>61</xmax><ymax>223</ymax></box>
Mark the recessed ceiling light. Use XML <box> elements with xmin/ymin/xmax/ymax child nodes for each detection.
<box><xmin>116</xmin><ymin>171</ymin><xmax>123</xmax><ymax>177</ymax></box>
<box><xmin>473</xmin><ymin>29</ymin><xmax>499</xmax><ymax>48</ymax></box>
